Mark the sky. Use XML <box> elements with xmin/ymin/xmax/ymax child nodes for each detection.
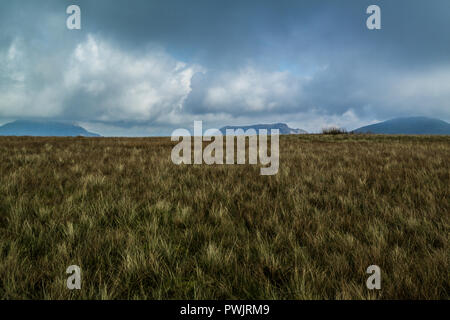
<box><xmin>0</xmin><ymin>0</ymin><xmax>449</xmax><ymax>136</ymax></box>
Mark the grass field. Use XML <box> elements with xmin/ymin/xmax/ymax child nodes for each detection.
<box><xmin>0</xmin><ymin>135</ymin><xmax>448</xmax><ymax>299</ymax></box>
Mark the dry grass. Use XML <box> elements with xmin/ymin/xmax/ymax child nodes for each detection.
<box><xmin>0</xmin><ymin>135</ymin><xmax>448</xmax><ymax>299</ymax></box>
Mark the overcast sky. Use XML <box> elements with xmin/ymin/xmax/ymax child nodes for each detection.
<box><xmin>1</xmin><ymin>0</ymin><xmax>449</xmax><ymax>135</ymax></box>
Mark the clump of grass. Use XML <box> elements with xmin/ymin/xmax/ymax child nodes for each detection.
<box><xmin>0</xmin><ymin>135</ymin><xmax>448</xmax><ymax>299</ymax></box>
<box><xmin>322</xmin><ymin>127</ymin><xmax>348</xmax><ymax>135</ymax></box>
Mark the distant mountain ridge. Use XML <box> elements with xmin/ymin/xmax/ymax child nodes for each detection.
<box><xmin>220</xmin><ymin>123</ymin><xmax>307</xmax><ymax>135</ymax></box>
<box><xmin>353</xmin><ymin>117</ymin><xmax>450</xmax><ymax>135</ymax></box>
<box><xmin>0</xmin><ymin>120</ymin><xmax>101</xmax><ymax>137</ymax></box>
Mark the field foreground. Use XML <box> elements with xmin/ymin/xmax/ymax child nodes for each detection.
<box><xmin>0</xmin><ymin>135</ymin><xmax>448</xmax><ymax>299</ymax></box>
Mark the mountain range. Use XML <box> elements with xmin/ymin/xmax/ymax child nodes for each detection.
<box><xmin>0</xmin><ymin>117</ymin><xmax>449</xmax><ymax>136</ymax></box>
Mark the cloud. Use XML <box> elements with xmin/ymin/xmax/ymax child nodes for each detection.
<box><xmin>1</xmin><ymin>1</ymin><xmax>450</xmax><ymax>135</ymax></box>
<box><xmin>0</xmin><ymin>35</ymin><xmax>202</xmax><ymax>123</ymax></box>
<box><xmin>0</xmin><ymin>38</ymin><xmax>66</xmax><ymax>118</ymax></box>
<box><xmin>387</xmin><ymin>67</ymin><xmax>450</xmax><ymax>114</ymax></box>
<box><xmin>63</xmin><ymin>35</ymin><xmax>202</xmax><ymax>121</ymax></box>
<box><xmin>185</xmin><ymin>67</ymin><xmax>307</xmax><ymax>115</ymax></box>
<box><xmin>293</xmin><ymin>60</ymin><xmax>450</xmax><ymax>123</ymax></box>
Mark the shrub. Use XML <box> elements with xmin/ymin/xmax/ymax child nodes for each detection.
<box><xmin>322</xmin><ymin>127</ymin><xmax>348</xmax><ymax>135</ymax></box>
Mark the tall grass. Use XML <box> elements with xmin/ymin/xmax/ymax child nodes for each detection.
<box><xmin>322</xmin><ymin>127</ymin><xmax>348</xmax><ymax>135</ymax></box>
<box><xmin>0</xmin><ymin>135</ymin><xmax>448</xmax><ymax>299</ymax></box>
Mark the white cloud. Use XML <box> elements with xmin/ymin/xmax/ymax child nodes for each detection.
<box><xmin>1</xmin><ymin>34</ymin><xmax>450</xmax><ymax>136</ymax></box>
<box><xmin>64</xmin><ymin>35</ymin><xmax>202</xmax><ymax>121</ymax></box>
<box><xmin>202</xmin><ymin>67</ymin><xmax>306</xmax><ymax>113</ymax></box>
<box><xmin>0</xmin><ymin>35</ymin><xmax>202</xmax><ymax>122</ymax></box>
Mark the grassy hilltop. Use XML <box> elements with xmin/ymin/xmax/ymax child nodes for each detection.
<box><xmin>0</xmin><ymin>135</ymin><xmax>448</xmax><ymax>299</ymax></box>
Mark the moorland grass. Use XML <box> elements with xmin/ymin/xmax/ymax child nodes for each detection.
<box><xmin>0</xmin><ymin>135</ymin><xmax>448</xmax><ymax>299</ymax></box>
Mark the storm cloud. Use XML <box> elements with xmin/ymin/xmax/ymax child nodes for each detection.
<box><xmin>0</xmin><ymin>0</ymin><xmax>449</xmax><ymax>135</ymax></box>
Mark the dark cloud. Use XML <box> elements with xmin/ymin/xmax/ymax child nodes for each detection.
<box><xmin>0</xmin><ymin>0</ymin><xmax>449</xmax><ymax>135</ymax></box>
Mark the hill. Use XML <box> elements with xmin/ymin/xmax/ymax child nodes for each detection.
<box><xmin>353</xmin><ymin>117</ymin><xmax>450</xmax><ymax>134</ymax></box>
<box><xmin>0</xmin><ymin>120</ymin><xmax>101</xmax><ymax>137</ymax></box>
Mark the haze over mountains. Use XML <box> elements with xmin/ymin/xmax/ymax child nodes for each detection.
<box><xmin>220</xmin><ymin>123</ymin><xmax>308</xmax><ymax>135</ymax></box>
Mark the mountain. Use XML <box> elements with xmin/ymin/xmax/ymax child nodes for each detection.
<box><xmin>0</xmin><ymin>120</ymin><xmax>101</xmax><ymax>137</ymax></box>
<box><xmin>353</xmin><ymin>117</ymin><xmax>450</xmax><ymax>135</ymax></box>
<box><xmin>220</xmin><ymin>123</ymin><xmax>307</xmax><ymax>135</ymax></box>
